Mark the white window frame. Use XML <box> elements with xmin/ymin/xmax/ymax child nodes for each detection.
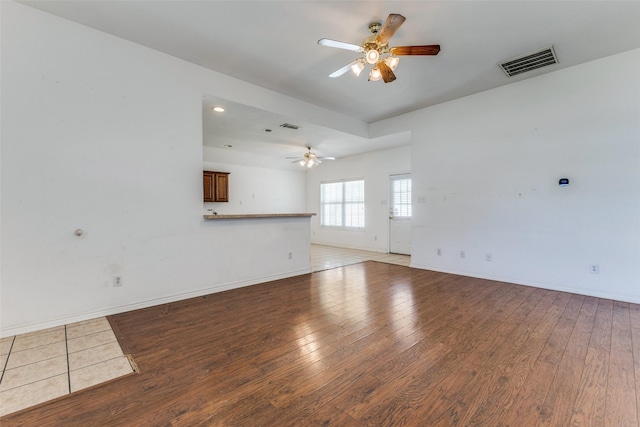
<box><xmin>320</xmin><ymin>179</ymin><xmax>365</xmax><ymax>229</ymax></box>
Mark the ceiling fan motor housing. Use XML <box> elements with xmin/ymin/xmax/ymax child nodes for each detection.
<box><xmin>363</xmin><ymin>19</ymin><xmax>396</xmax><ymax>66</ymax></box>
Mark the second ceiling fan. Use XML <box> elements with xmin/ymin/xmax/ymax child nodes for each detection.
<box><xmin>286</xmin><ymin>147</ymin><xmax>335</xmax><ymax>168</ymax></box>
<box><xmin>318</xmin><ymin>13</ymin><xmax>440</xmax><ymax>83</ymax></box>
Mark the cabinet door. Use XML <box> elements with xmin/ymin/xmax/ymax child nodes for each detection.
<box><xmin>214</xmin><ymin>173</ymin><xmax>229</xmax><ymax>202</ymax></box>
<box><xmin>203</xmin><ymin>171</ymin><xmax>214</xmax><ymax>202</ymax></box>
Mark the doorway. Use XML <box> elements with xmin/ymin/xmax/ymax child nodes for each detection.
<box><xmin>389</xmin><ymin>174</ymin><xmax>412</xmax><ymax>255</ymax></box>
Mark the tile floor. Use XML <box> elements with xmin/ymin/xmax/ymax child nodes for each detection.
<box><xmin>0</xmin><ymin>317</ymin><xmax>135</xmax><ymax>417</ymax></box>
<box><xmin>0</xmin><ymin>245</ymin><xmax>406</xmax><ymax>417</ymax></box>
<box><xmin>311</xmin><ymin>243</ymin><xmax>410</xmax><ymax>272</ymax></box>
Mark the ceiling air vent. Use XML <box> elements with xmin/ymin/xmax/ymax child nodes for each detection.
<box><xmin>499</xmin><ymin>45</ymin><xmax>558</xmax><ymax>77</ymax></box>
<box><xmin>280</xmin><ymin>123</ymin><xmax>299</xmax><ymax>130</ymax></box>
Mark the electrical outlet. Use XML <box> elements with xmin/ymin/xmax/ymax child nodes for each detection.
<box><xmin>437</xmin><ymin>248</ymin><xmax>442</xmax><ymax>256</ymax></box>
<box><xmin>113</xmin><ymin>275</ymin><xmax>123</xmax><ymax>287</ymax></box>
<box><xmin>590</xmin><ymin>264</ymin><xmax>599</xmax><ymax>274</ymax></box>
<box><xmin>485</xmin><ymin>253</ymin><xmax>492</xmax><ymax>262</ymax></box>
<box><xmin>460</xmin><ymin>251</ymin><xmax>466</xmax><ymax>259</ymax></box>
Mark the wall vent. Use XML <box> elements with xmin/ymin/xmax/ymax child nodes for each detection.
<box><xmin>280</xmin><ymin>123</ymin><xmax>299</xmax><ymax>130</ymax></box>
<box><xmin>499</xmin><ymin>45</ymin><xmax>558</xmax><ymax>77</ymax></box>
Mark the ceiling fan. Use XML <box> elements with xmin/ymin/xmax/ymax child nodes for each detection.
<box><xmin>318</xmin><ymin>13</ymin><xmax>440</xmax><ymax>83</ymax></box>
<box><xmin>286</xmin><ymin>147</ymin><xmax>335</xmax><ymax>168</ymax></box>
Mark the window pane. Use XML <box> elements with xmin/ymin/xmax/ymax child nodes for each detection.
<box><xmin>344</xmin><ymin>202</ymin><xmax>365</xmax><ymax>228</ymax></box>
<box><xmin>344</xmin><ymin>180</ymin><xmax>364</xmax><ymax>202</ymax></box>
<box><xmin>322</xmin><ymin>203</ymin><xmax>342</xmax><ymax>227</ymax></box>
<box><xmin>321</xmin><ymin>182</ymin><xmax>342</xmax><ymax>203</ymax></box>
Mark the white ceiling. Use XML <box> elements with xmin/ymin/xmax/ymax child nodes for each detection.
<box><xmin>201</xmin><ymin>95</ymin><xmax>411</xmax><ymax>164</ymax></box>
<box><xmin>19</xmin><ymin>1</ymin><xmax>640</xmax><ymax>167</ymax></box>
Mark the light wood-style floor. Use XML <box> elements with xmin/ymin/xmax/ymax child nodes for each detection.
<box><xmin>2</xmin><ymin>261</ymin><xmax>638</xmax><ymax>426</ymax></box>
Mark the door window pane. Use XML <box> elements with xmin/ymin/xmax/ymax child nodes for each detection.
<box><xmin>392</xmin><ymin>178</ymin><xmax>412</xmax><ymax>218</ymax></box>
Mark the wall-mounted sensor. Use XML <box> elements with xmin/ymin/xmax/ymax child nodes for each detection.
<box><xmin>559</xmin><ymin>178</ymin><xmax>570</xmax><ymax>187</ymax></box>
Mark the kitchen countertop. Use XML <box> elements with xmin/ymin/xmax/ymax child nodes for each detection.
<box><xmin>203</xmin><ymin>213</ymin><xmax>316</xmax><ymax>220</ymax></box>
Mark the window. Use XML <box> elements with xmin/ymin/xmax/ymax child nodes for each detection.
<box><xmin>391</xmin><ymin>176</ymin><xmax>412</xmax><ymax>218</ymax></box>
<box><xmin>321</xmin><ymin>179</ymin><xmax>365</xmax><ymax>228</ymax></box>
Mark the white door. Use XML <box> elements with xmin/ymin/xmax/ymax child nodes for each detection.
<box><xmin>389</xmin><ymin>174</ymin><xmax>412</xmax><ymax>255</ymax></box>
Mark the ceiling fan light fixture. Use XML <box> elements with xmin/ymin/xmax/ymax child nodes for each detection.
<box><xmin>365</xmin><ymin>49</ymin><xmax>380</xmax><ymax>65</ymax></box>
<box><xmin>368</xmin><ymin>66</ymin><xmax>382</xmax><ymax>81</ymax></box>
<box><xmin>319</xmin><ymin>13</ymin><xmax>441</xmax><ymax>84</ymax></box>
<box><xmin>298</xmin><ymin>158</ymin><xmax>318</xmax><ymax>168</ymax></box>
<box><xmin>288</xmin><ymin>147</ymin><xmax>333</xmax><ymax>168</ymax></box>
<box><xmin>385</xmin><ymin>56</ymin><xmax>400</xmax><ymax>71</ymax></box>
<box><xmin>351</xmin><ymin>59</ymin><xmax>365</xmax><ymax>76</ymax></box>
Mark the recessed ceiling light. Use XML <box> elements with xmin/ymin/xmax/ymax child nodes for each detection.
<box><xmin>264</xmin><ymin>129</ymin><xmax>272</xmax><ymax>132</ymax></box>
<box><xmin>212</xmin><ymin>106</ymin><xmax>225</xmax><ymax>112</ymax></box>
<box><xmin>224</xmin><ymin>144</ymin><xmax>232</xmax><ymax>148</ymax></box>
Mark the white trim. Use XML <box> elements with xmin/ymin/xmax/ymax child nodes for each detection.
<box><xmin>311</xmin><ymin>243</ymin><xmax>389</xmax><ymax>254</ymax></box>
<box><xmin>409</xmin><ymin>262</ymin><xmax>640</xmax><ymax>304</ymax></box>
<box><xmin>0</xmin><ymin>268</ymin><xmax>312</xmax><ymax>338</ymax></box>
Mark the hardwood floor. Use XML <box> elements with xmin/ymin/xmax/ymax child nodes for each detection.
<box><xmin>2</xmin><ymin>261</ymin><xmax>639</xmax><ymax>426</ymax></box>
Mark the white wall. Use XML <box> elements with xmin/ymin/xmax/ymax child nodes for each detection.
<box><xmin>2</xmin><ymin>2</ymin><xmax>638</xmax><ymax>338</ymax></box>
<box><xmin>203</xmin><ymin>147</ymin><xmax>307</xmax><ymax>215</ymax></box>
<box><xmin>373</xmin><ymin>49</ymin><xmax>640</xmax><ymax>303</ymax></box>
<box><xmin>1</xmin><ymin>2</ymin><xmax>360</xmax><ymax>336</ymax></box>
<box><xmin>306</xmin><ymin>145</ymin><xmax>411</xmax><ymax>252</ymax></box>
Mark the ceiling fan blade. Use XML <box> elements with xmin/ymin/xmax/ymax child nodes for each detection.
<box><xmin>378</xmin><ymin>61</ymin><xmax>396</xmax><ymax>83</ymax></box>
<box><xmin>318</xmin><ymin>156</ymin><xmax>336</xmax><ymax>160</ymax></box>
<box><xmin>376</xmin><ymin>14</ymin><xmax>406</xmax><ymax>45</ymax></box>
<box><xmin>329</xmin><ymin>59</ymin><xmax>360</xmax><ymax>78</ymax></box>
<box><xmin>389</xmin><ymin>45</ymin><xmax>441</xmax><ymax>56</ymax></box>
<box><xmin>318</xmin><ymin>38</ymin><xmax>363</xmax><ymax>52</ymax></box>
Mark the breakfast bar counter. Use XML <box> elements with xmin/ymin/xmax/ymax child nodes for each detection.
<box><xmin>203</xmin><ymin>213</ymin><xmax>316</xmax><ymax>220</ymax></box>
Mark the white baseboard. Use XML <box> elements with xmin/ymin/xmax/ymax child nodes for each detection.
<box><xmin>1</xmin><ymin>268</ymin><xmax>312</xmax><ymax>338</ymax></box>
<box><xmin>410</xmin><ymin>262</ymin><xmax>640</xmax><ymax>304</ymax></box>
<box><xmin>311</xmin><ymin>242</ymin><xmax>389</xmax><ymax>254</ymax></box>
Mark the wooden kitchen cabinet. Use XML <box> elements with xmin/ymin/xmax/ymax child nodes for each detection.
<box><xmin>203</xmin><ymin>171</ymin><xmax>229</xmax><ymax>202</ymax></box>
